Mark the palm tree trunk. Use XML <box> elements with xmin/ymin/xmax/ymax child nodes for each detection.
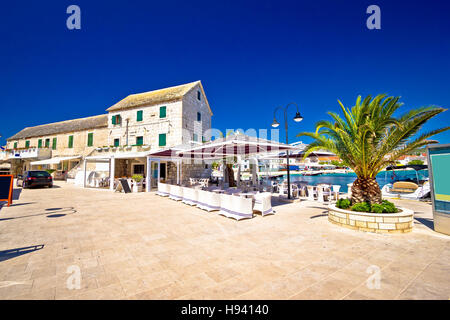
<box><xmin>226</xmin><ymin>164</ymin><xmax>236</xmax><ymax>187</ymax></box>
<box><xmin>351</xmin><ymin>177</ymin><xmax>382</xmax><ymax>205</ymax></box>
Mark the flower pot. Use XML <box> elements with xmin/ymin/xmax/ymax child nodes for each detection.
<box><xmin>132</xmin><ymin>182</ymin><xmax>143</xmax><ymax>193</ymax></box>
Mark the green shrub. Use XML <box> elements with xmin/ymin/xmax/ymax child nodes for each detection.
<box><xmin>132</xmin><ymin>174</ymin><xmax>143</xmax><ymax>183</ymax></box>
<box><xmin>351</xmin><ymin>202</ymin><xmax>371</xmax><ymax>212</ymax></box>
<box><xmin>381</xmin><ymin>200</ymin><xmax>398</xmax><ymax>213</ymax></box>
<box><xmin>370</xmin><ymin>203</ymin><xmax>384</xmax><ymax>213</ymax></box>
<box><xmin>336</xmin><ymin>198</ymin><xmax>351</xmax><ymax>209</ymax></box>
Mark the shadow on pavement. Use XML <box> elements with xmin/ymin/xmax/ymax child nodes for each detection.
<box><xmin>414</xmin><ymin>217</ymin><xmax>434</xmax><ymax>230</ymax></box>
<box><xmin>0</xmin><ymin>245</ymin><xmax>44</xmax><ymax>262</ymax></box>
<box><xmin>12</xmin><ymin>188</ymin><xmax>21</xmax><ymax>200</ymax></box>
<box><xmin>0</xmin><ymin>207</ymin><xmax>76</xmax><ymax>221</ymax></box>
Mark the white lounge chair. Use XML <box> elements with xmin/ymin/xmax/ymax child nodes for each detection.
<box><xmin>156</xmin><ymin>182</ymin><xmax>170</xmax><ymax>197</ymax></box>
<box><xmin>279</xmin><ymin>182</ymin><xmax>298</xmax><ymax>198</ymax></box>
<box><xmin>196</xmin><ymin>190</ymin><xmax>220</xmax><ymax>211</ymax></box>
<box><xmin>219</xmin><ymin>193</ymin><xmax>253</xmax><ymax>220</ymax></box>
<box><xmin>331</xmin><ymin>185</ymin><xmax>341</xmax><ymax>201</ymax></box>
<box><xmin>317</xmin><ymin>185</ymin><xmax>331</xmax><ymax>203</ymax></box>
<box><xmin>182</xmin><ymin>187</ymin><xmax>198</xmax><ymax>206</ymax></box>
<box><xmin>306</xmin><ymin>185</ymin><xmax>317</xmax><ymax>201</ymax></box>
<box><xmin>253</xmin><ymin>192</ymin><xmax>274</xmax><ymax>216</ymax></box>
<box><xmin>169</xmin><ymin>185</ymin><xmax>183</xmax><ymax>201</ymax></box>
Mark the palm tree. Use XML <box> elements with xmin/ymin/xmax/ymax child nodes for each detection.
<box><xmin>297</xmin><ymin>94</ymin><xmax>449</xmax><ymax>205</ymax></box>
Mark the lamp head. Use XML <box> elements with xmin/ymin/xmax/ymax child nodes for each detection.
<box><xmin>293</xmin><ymin>112</ymin><xmax>303</xmax><ymax>122</ymax></box>
<box><xmin>271</xmin><ymin>118</ymin><xmax>280</xmax><ymax>128</ymax></box>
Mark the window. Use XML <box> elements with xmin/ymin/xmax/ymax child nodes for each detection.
<box><xmin>38</xmin><ymin>139</ymin><xmax>42</xmax><ymax>148</ymax></box>
<box><xmin>159</xmin><ymin>106</ymin><xmax>166</xmax><ymax>118</ymax></box>
<box><xmin>68</xmin><ymin>135</ymin><xmax>74</xmax><ymax>148</ymax></box>
<box><xmin>87</xmin><ymin>133</ymin><xmax>93</xmax><ymax>146</ymax></box>
<box><xmin>13</xmin><ymin>142</ymin><xmax>17</xmax><ymax>149</ymax></box>
<box><xmin>197</xmin><ymin>112</ymin><xmax>201</xmax><ymax>121</ymax></box>
<box><xmin>193</xmin><ymin>133</ymin><xmax>198</xmax><ymax>142</ymax></box>
<box><xmin>137</xmin><ymin>110</ymin><xmax>143</xmax><ymax>122</ymax></box>
<box><xmin>133</xmin><ymin>164</ymin><xmax>145</xmax><ymax>175</ymax></box>
<box><xmin>25</xmin><ymin>140</ymin><xmax>30</xmax><ymax>148</ymax></box>
<box><xmin>52</xmin><ymin>138</ymin><xmax>57</xmax><ymax>150</ymax></box>
<box><xmin>45</xmin><ymin>138</ymin><xmax>50</xmax><ymax>147</ymax></box>
<box><xmin>202</xmin><ymin>136</ymin><xmax>206</xmax><ymax>143</ymax></box>
<box><xmin>136</xmin><ymin>136</ymin><xmax>143</xmax><ymax>146</ymax></box>
<box><xmin>197</xmin><ymin>90</ymin><xmax>201</xmax><ymax>101</ymax></box>
<box><xmin>112</xmin><ymin>115</ymin><xmax>121</xmax><ymax>125</ymax></box>
<box><xmin>159</xmin><ymin>133</ymin><xmax>166</xmax><ymax>147</ymax></box>
<box><xmin>114</xmin><ymin>138</ymin><xmax>120</xmax><ymax>147</ymax></box>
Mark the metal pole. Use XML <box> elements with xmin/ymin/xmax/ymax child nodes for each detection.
<box><xmin>284</xmin><ymin>108</ymin><xmax>291</xmax><ymax>199</ymax></box>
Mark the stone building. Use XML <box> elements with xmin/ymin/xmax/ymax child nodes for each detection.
<box><xmin>4</xmin><ymin>80</ymin><xmax>213</xmax><ymax>186</ymax></box>
<box><xmin>5</xmin><ymin>115</ymin><xmax>108</xmax><ymax>176</ymax></box>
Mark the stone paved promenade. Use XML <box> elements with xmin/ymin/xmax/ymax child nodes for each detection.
<box><xmin>0</xmin><ymin>181</ymin><xmax>448</xmax><ymax>300</ymax></box>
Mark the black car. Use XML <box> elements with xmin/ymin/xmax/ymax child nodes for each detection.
<box><xmin>17</xmin><ymin>171</ymin><xmax>53</xmax><ymax>188</ymax></box>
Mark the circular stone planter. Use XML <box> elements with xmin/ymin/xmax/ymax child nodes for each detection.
<box><xmin>328</xmin><ymin>204</ymin><xmax>414</xmax><ymax>234</ymax></box>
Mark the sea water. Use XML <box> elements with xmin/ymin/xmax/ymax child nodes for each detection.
<box><xmin>276</xmin><ymin>170</ymin><xmax>428</xmax><ymax>193</ymax></box>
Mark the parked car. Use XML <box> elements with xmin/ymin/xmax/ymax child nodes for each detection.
<box><xmin>17</xmin><ymin>171</ymin><xmax>53</xmax><ymax>188</ymax></box>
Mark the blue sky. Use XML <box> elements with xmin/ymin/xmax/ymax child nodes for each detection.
<box><xmin>1</xmin><ymin>0</ymin><xmax>449</xmax><ymax>146</ymax></box>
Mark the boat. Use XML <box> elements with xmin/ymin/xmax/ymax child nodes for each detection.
<box><xmin>381</xmin><ymin>164</ymin><xmax>430</xmax><ymax>200</ymax></box>
<box><xmin>302</xmin><ymin>171</ymin><xmax>322</xmax><ymax>176</ymax></box>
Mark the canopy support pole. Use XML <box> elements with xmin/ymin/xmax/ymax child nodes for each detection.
<box><xmin>146</xmin><ymin>157</ymin><xmax>151</xmax><ymax>192</ymax></box>
<box><xmin>109</xmin><ymin>156</ymin><xmax>115</xmax><ymax>191</ymax></box>
<box><xmin>83</xmin><ymin>159</ymin><xmax>87</xmax><ymax>188</ymax></box>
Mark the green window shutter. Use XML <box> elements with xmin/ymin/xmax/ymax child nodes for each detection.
<box><xmin>38</xmin><ymin>139</ymin><xmax>42</xmax><ymax>148</ymax></box>
<box><xmin>25</xmin><ymin>141</ymin><xmax>30</xmax><ymax>148</ymax></box>
<box><xmin>137</xmin><ymin>110</ymin><xmax>143</xmax><ymax>122</ymax></box>
<box><xmin>136</xmin><ymin>136</ymin><xmax>143</xmax><ymax>146</ymax></box>
<box><xmin>14</xmin><ymin>142</ymin><xmax>17</xmax><ymax>149</ymax></box>
<box><xmin>88</xmin><ymin>133</ymin><xmax>93</xmax><ymax>146</ymax></box>
<box><xmin>45</xmin><ymin>139</ymin><xmax>50</xmax><ymax>147</ymax></box>
<box><xmin>68</xmin><ymin>136</ymin><xmax>73</xmax><ymax>148</ymax></box>
<box><xmin>52</xmin><ymin>138</ymin><xmax>57</xmax><ymax>150</ymax></box>
<box><xmin>112</xmin><ymin>115</ymin><xmax>116</xmax><ymax>125</ymax></box>
<box><xmin>114</xmin><ymin>138</ymin><xmax>120</xmax><ymax>147</ymax></box>
<box><xmin>160</xmin><ymin>106</ymin><xmax>166</xmax><ymax>118</ymax></box>
<box><xmin>159</xmin><ymin>133</ymin><xmax>166</xmax><ymax>147</ymax></box>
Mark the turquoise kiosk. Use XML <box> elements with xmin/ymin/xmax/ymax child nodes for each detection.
<box><xmin>427</xmin><ymin>144</ymin><xmax>450</xmax><ymax>235</ymax></box>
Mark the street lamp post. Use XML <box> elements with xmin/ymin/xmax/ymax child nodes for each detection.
<box><xmin>272</xmin><ymin>102</ymin><xmax>303</xmax><ymax>199</ymax></box>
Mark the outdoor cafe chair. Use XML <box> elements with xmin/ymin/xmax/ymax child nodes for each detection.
<box><xmin>306</xmin><ymin>185</ymin><xmax>317</xmax><ymax>201</ymax></box>
<box><xmin>157</xmin><ymin>182</ymin><xmax>170</xmax><ymax>197</ymax></box>
<box><xmin>197</xmin><ymin>190</ymin><xmax>220</xmax><ymax>212</ymax></box>
<box><xmin>279</xmin><ymin>182</ymin><xmax>298</xmax><ymax>198</ymax></box>
<box><xmin>331</xmin><ymin>185</ymin><xmax>341</xmax><ymax>201</ymax></box>
<box><xmin>182</xmin><ymin>187</ymin><xmax>198</xmax><ymax>206</ymax></box>
<box><xmin>219</xmin><ymin>194</ymin><xmax>253</xmax><ymax>220</ymax></box>
<box><xmin>317</xmin><ymin>185</ymin><xmax>332</xmax><ymax>203</ymax></box>
<box><xmin>169</xmin><ymin>185</ymin><xmax>183</xmax><ymax>201</ymax></box>
<box><xmin>253</xmin><ymin>192</ymin><xmax>274</xmax><ymax>216</ymax></box>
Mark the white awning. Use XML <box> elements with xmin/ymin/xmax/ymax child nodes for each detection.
<box><xmin>85</xmin><ymin>151</ymin><xmax>148</xmax><ymax>161</ymax></box>
<box><xmin>30</xmin><ymin>156</ymin><xmax>81</xmax><ymax>166</ymax></box>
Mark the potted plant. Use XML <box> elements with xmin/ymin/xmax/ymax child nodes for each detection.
<box><xmin>102</xmin><ymin>146</ymin><xmax>109</xmax><ymax>151</ymax></box>
<box><xmin>132</xmin><ymin>174</ymin><xmax>144</xmax><ymax>192</ymax></box>
<box><xmin>125</xmin><ymin>145</ymin><xmax>132</xmax><ymax>151</ymax></box>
